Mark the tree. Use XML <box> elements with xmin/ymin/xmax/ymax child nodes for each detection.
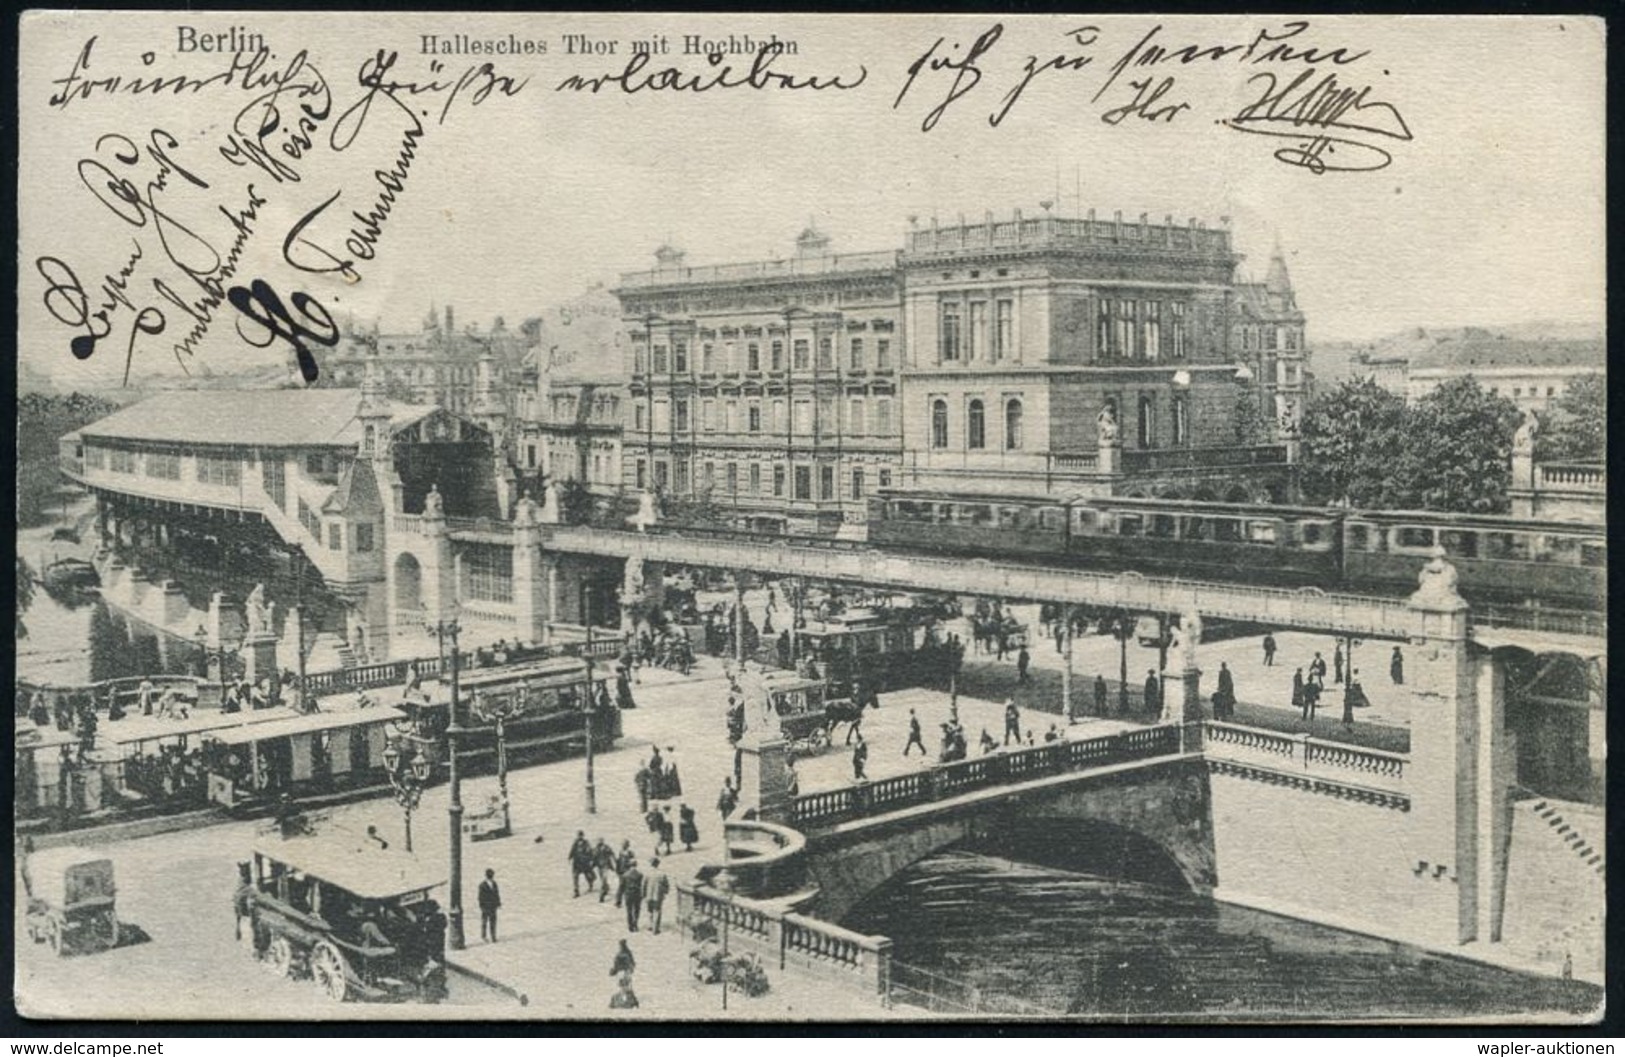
<box><xmin>1296</xmin><ymin>378</ymin><xmax>1410</xmax><ymax>508</ymax></box>
<box><xmin>1402</xmin><ymin>377</ymin><xmax>1522</xmax><ymax>514</ymax></box>
<box><xmin>15</xmin><ymin>557</ymin><xmax>35</xmax><ymax>640</ymax></box>
<box><xmin>1232</xmin><ymin>389</ymin><xmax>1271</xmax><ymax>447</ymax></box>
<box><xmin>558</xmin><ymin>478</ymin><xmax>594</xmax><ymax>525</ymax></box>
<box><xmin>1536</xmin><ymin>372</ymin><xmax>1605</xmax><ymax>463</ymax></box>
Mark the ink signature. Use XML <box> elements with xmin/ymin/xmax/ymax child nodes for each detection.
<box><xmin>1223</xmin><ymin>69</ymin><xmax>1413</xmax><ymax>173</ymax></box>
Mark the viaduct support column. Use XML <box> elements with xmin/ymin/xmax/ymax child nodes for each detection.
<box><xmin>423</xmin><ymin>486</ymin><xmax>457</xmax><ymax>627</ymax></box>
<box><xmin>733</xmin><ymin>576</ymin><xmax>746</xmax><ymax>665</ymax></box>
<box><xmin>1062</xmin><ymin>608</ymin><xmax>1075</xmax><ymax>723</ymax></box>
<box><xmin>509</xmin><ymin>497</ymin><xmax>548</xmax><ymax>645</ymax></box>
<box><xmin>1173</xmin><ymin>610</ymin><xmax>1204</xmax><ymax>751</ymax></box>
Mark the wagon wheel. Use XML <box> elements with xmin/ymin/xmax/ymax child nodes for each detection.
<box><xmin>808</xmin><ymin>725</ymin><xmax>830</xmax><ymax>750</ymax></box>
<box><xmin>264</xmin><ymin>934</ymin><xmax>295</xmax><ymax>978</ymax></box>
<box><xmin>101</xmin><ymin>910</ymin><xmax>121</xmax><ymax>951</ymax></box>
<box><xmin>309</xmin><ymin>941</ymin><xmax>349</xmax><ymax>1003</ymax></box>
<box><xmin>46</xmin><ymin>918</ymin><xmax>63</xmax><ymax>957</ymax></box>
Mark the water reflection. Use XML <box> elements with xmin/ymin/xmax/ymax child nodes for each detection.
<box><xmin>845</xmin><ymin>851</ymin><xmax>1601</xmax><ymax>1021</ymax></box>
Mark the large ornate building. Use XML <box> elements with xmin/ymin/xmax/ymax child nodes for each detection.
<box><xmin>614</xmin><ymin>230</ymin><xmax>904</xmax><ymax>534</ymax></box>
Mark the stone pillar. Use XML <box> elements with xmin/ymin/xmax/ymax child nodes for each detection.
<box><xmin>1062</xmin><ymin>612</ymin><xmax>1075</xmax><ymax>722</ymax></box>
<box><xmin>544</xmin><ymin>560</ymin><xmax>560</xmax><ymax>645</ymax></box>
<box><xmin>423</xmin><ymin>494</ymin><xmax>457</xmax><ymax>624</ymax></box>
<box><xmin>510</xmin><ymin>497</ymin><xmax>548</xmax><ymax>645</ymax></box>
<box><xmin>1404</xmin><ymin>547</ymin><xmax>1478</xmax><ymax>945</ymax></box>
<box><xmin>242</xmin><ymin>632</ymin><xmax>280</xmax><ymax>702</ymax></box>
<box><xmin>1473</xmin><ymin>654</ymin><xmax>1512</xmax><ymax>944</ymax></box>
<box><xmin>738</xmin><ymin>732</ymin><xmax>794</xmax><ymax>825</ymax></box>
<box><xmin>1172</xmin><ymin>611</ymin><xmax>1204</xmax><ymax>750</ymax></box>
<box><xmin>733</xmin><ymin>577</ymin><xmax>746</xmax><ymax>664</ymax></box>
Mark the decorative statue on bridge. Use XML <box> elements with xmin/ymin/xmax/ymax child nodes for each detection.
<box><xmin>424</xmin><ymin>483</ymin><xmax>445</xmax><ymax>518</ymax></box>
<box><xmin>1097</xmin><ymin>401</ymin><xmax>1120</xmax><ymax>447</ymax></box>
<box><xmin>1513</xmin><ymin>408</ymin><xmax>1540</xmax><ymax>455</ymax></box>
<box><xmin>244</xmin><ymin>584</ymin><xmax>273</xmax><ymax>638</ymax></box>
<box><xmin>1181</xmin><ymin>610</ymin><xmax>1203</xmax><ymax>672</ymax></box>
<box><xmin>1411</xmin><ymin>544</ymin><xmax>1463</xmax><ymax>608</ymax></box>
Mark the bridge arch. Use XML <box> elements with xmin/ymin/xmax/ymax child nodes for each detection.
<box><xmin>393</xmin><ymin>552</ymin><xmax>423</xmax><ymax>613</ymax></box>
<box><xmin>1492</xmin><ymin>645</ymin><xmax>1602</xmax><ymax>804</ymax></box>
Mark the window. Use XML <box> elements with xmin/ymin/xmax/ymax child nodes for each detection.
<box><xmin>674</xmin><ymin>398</ymin><xmax>690</xmax><ymax>432</ymax></box>
<box><xmin>262</xmin><ymin>458</ymin><xmax>286</xmax><ymax>510</ymax></box>
<box><xmin>968</xmin><ymin>302</ymin><xmax>987</xmax><ymax>360</ymax></box>
<box><xmin>652</xmin><ymin>345</ymin><xmax>668</xmax><ymax>373</ymax></box>
<box><xmin>931</xmin><ymin>399</ymin><xmax>949</xmax><ymax>448</ymax></box>
<box><xmin>818</xmin><ymin>337</ymin><xmax>833</xmax><ymax>369</ymax></box>
<box><xmin>793</xmin><ymin>339</ymin><xmax>809</xmax><ymax>370</ymax></box>
<box><xmin>197</xmin><ymin>454</ymin><xmax>241</xmax><ymax>486</ymax></box>
<box><xmin>653</xmin><ymin>461</ymin><xmax>669</xmax><ymax>490</ymax></box>
<box><xmin>940</xmin><ymin>301</ymin><xmax>962</xmax><ymax>362</ymax></box>
<box><xmin>328</xmin><ymin>523</ymin><xmax>343</xmax><ymax>551</ymax></box>
<box><xmin>146</xmin><ymin>451</ymin><xmax>181</xmax><ymax>479</ymax></box>
<box><xmin>464</xmin><ymin>544</ymin><xmax>513</xmax><ymax>603</ymax></box>
<box><xmin>747</xmin><ymin>343</ymin><xmax>761</xmax><ymax>371</ymax></box>
<box><xmin>773</xmin><ymin>464</ymin><xmax>787</xmax><ymax>497</ymax></box>
<box><xmin>725</xmin><ymin>463</ymin><xmax>738</xmax><ymax>493</ymax></box>
<box><xmin>1098</xmin><ymin>300</ymin><xmax>1113</xmax><ymax>355</ymax></box>
<box><xmin>994</xmin><ymin>299</ymin><xmax>1013</xmax><ymax>362</ymax></box>
<box><xmin>817</xmin><ymin>397</ymin><xmax>834</xmax><ymax>435</ymax></box>
<box><xmin>851</xmin><ymin>467</ymin><xmax>865</xmax><ymax>498</ymax></box>
<box><xmin>355</xmin><ymin>523</ymin><xmax>374</xmax><ymax>552</ymax></box>
<box><xmin>771</xmin><ymin>340</ymin><xmax>784</xmax><ymax>370</ymax></box>
<box><xmin>635</xmin><ymin>460</ymin><xmax>647</xmax><ymax>489</ymax></box>
<box><xmin>879</xmin><ymin>468</ymin><xmax>892</xmax><ymax>488</ymax></box>
<box><xmin>1143</xmin><ymin>301</ymin><xmax>1161</xmax><ymax>361</ymax></box>
<box><xmin>1117</xmin><ymin>300</ymin><xmax>1137</xmax><ymax>359</ymax></box>
<box><xmin>85</xmin><ymin>444</ymin><xmax>106</xmax><ymax>469</ymax></box>
<box><xmin>848</xmin><ymin>338</ymin><xmax>865</xmax><ymax>371</ymax></box>
<box><xmin>771</xmin><ymin>399</ymin><xmax>786</xmax><ymax>433</ymax></box>
<box><xmin>109</xmin><ymin>448</ymin><xmax>137</xmax><ymax>473</ymax></box>
<box><xmin>793</xmin><ymin>400</ymin><xmax>812</xmax><ymax>435</ymax></box>
<box><xmin>1267</xmin><ymin>327</ymin><xmax>1281</xmax><ymax>351</ymax></box>
<box><xmin>848</xmin><ymin>397</ymin><xmax>866</xmax><ymax>435</ymax></box>
<box><xmin>794</xmin><ymin>465</ymin><xmax>812</xmax><ymax>500</ymax></box>
<box><xmin>634</xmin><ymin>404</ymin><xmax>647</xmax><ymax>431</ymax></box>
<box><xmin>876</xmin><ymin>339</ymin><xmax>892</xmax><ymax>370</ymax></box>
<box><xmin>1285</xmin><ymin>329</ymin><xmax>1300</xmax><ymax>351</ymax></box>
<box><xmin>674</xmin><ymin>460</ymin><xmax>690</xmax><ymax>494</ymax></box>
<box><xmin>819</xmin><ymin>464</ymin><xmax>835</xmax><ymax>500</ymax></box>
<box><xmin>674</xmin><ymin>342</ymin><xmax>688</xmax><ymax>373</ymax></box>
<box><xmin>749</xmin><ymin>463</ymin><xmax>762</xmax><ymax>494</ymax></box>
<box><xmin>701</xmin><ymin>399</ymin><xmax>716</xmax><ymax>431</ymax></box>
<box><xmin>1138</xmin><ymin>395</ymin><xmax>1155</xmax><ymax>448</ymax></box>
<box><xmin>653</xmin><ymin>399</ymin><xmax>670</xmax><ymax>431</ymax></box>
<box><xmin>1005</xmin><ymin>398</ymin><xmax>1024</xmax><ymax>450</ymax></box>
<box><xmin>525</xmin><ymin>445</ymin><xmax>537</xmax><ymax>469</ymax></box>
<box><xmin>748</xmin><ymin>403</ymin><xmax>762</xmax><ymax>433</ymax></box>
<box><xmin>702</xmin><ymin>343</ymin><xmax>715</xmax><ymax>372</ymax></box>
<box><xmin>967</xmin><ymin>399</ymin><xmax>986</xmax><ymax>449</ymax></box>
<box><xmin>634</xmin><ymin>345</ymin><xmax>648</xmax><ymax>373</ymax></box>
<box><xmin>724</xmin><ymin>400</ymin><xmax>738</xmax><ymax>433</ymax></box>
<box><xmin>1172</xmin><ymin>396</ymin><xmax>1188</xmax><ymax>446</ymax></box>
<box><xmin>874</xmin><ymin>397</ymin><xmax>893</xmax><ymax>436</ymax></box>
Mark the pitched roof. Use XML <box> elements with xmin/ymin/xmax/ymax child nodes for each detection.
<box><xmin>77</xmin><ymin>389</ymin><xmax>366</xmax><ymax>448</ymax></box>
<box><xmin>324</xmin><ymin>458</ymin><xmax>382</xmax><ymax>515</ymax></box>
<box><xmin>1409</xmin><ymin>339</ymin><xmax>1605</xmax><ymax>373</ymax></box>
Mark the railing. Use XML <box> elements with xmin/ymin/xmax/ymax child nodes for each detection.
<box><xmin>1537</xmin><ymin>463</ymin><xmax>1606</xmax><ymax>490</ymax></box>
<box><xmin>445</xmin><ymin>516</ymin><xmax>514</xmax><ymax>538</ymax></box>
<box><xmin>392</xmin><ymin>515</ymin><xmax>427</xmax><ymax>535</ymax></box>
<box><xmin>718</xmin><ymin>819</ymin><xmax>808</xmax><ymax>898</ymax></box>
<box><xmin>297</xmin><ymin>636</ymin><xmax>624</xmax><ymax>698</ymax></box>
<box><xmin>1048</xmin><ymin>452</ymin><xmax>1100</xmax><ymax>473</ymax></box>
<box><xmin>790</xmin><ymin>724</ymin><xmax>1185</xmax><ymax>829</ymax></box>
<box><xmin>677</xmin><ymin>883</ymin><xmax>893</xmax><ymax>1001</ymax></box>
<box><xmin>457</xmin><ymin>601</ymin><xmax>518</xmax><ymax>625</ymax></box>
<box><xmin>617</xmin><ymin>250</ymin><xmax>900</xmax><ymax>289</ymax></box>
<box><xmin>1471</xmin><ymin>606</ymin><xmax>1607</xmax><ymax>640</ymax></box>
<box><xmin>1204</xmin><ymin>721</ymin><xmax>1407</xmax><ymax>791</ymax></box>
<box><xmin>1121</xmin><ymin>444</ymin><xmax>1288</xmax><ymax>473</ymax></box>
<box><xmin>904</xmin><ymin>215</ymin><xmax>1231</xmax><ymax>256</ymax></box>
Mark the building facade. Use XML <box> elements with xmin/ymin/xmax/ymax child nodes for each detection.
<box><xmin>615</xmin><ymin>231</ymin><xmax>904</xmax><ymax>534</ymax></box>
<box><xmin>1402</xmin><ymin>337</ymin><xmax>1605</xmax><ymax>411</ymax></box>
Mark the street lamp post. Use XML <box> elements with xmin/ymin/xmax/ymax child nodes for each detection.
<box><xmin>470</xmin><ymin>688</ymin><xmax>526</xmax><ymax>836</ymax></box>
<box><xmin>381</xmin><ymin>738</ymin><xmax>432</xmax><ymax>852</ymax></box>
<box><xmin>423</xmin><ymin>605</ymin><xmax>466</xmax><ymax>951</ymax></box>
<box><xmin>581</xmin><ymin>585</ymin><xmax>597</xmax><ymax>815</ymax></box>
<box><xmin>1112</xmin><ymin>612</ymin><xmax>1132</xmax><ymax>716</ymax></box>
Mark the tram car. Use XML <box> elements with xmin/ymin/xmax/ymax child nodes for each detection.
<box><xmin>241</xmin><ymin>833</ymin><xmax>447</xmax><ymax>1003</ymax></box>
<box><xmin>393</xmin><ymin>655</ymin><xmax>618</xmax><ymax>774</ymax></box>
<box><xmin>866</xmin><ymin>490</ymin><xmax>1606</xmax><ymax>613</ymax></box>
<box><xmin>798</xmin><ymin>607</ymin><xmax>952</xmax><ymax>695</ymax></box>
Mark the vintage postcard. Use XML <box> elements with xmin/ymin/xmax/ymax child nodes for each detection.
<box><xmin>14</xmin><ymin>11</ymin><xmax>1606</xmax><ymax>1024</ymax></box>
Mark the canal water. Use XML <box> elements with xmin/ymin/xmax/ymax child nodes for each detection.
<box><xmin>845</xmin><ymin>850</ymin><xmax>1602</xmax><ymax>1021</ymax></box>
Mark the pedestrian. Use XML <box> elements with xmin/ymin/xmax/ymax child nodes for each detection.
<box><xmin>1346</xmin><ymin>670</ymin><xmax>1370</xmax><ymax>718</ymax></box>
<box><xmin>616</xmin><ymin>664</ymin><xmax>637</xmax><ymax>710</ymax></box>
<box><xmin>852</xmin><ymin>733</ymin><xmax>868</xmax><ymax>781</ymax></box>
<box><xmin>903</xmin><ymin>708</ymin><xmax>927</xmax><ymax>757</ymax></box>
<box><xmin>656</xmin><ymin>806</ymin><xmax>675</xmax><ymax>856</ymax></box>
<box><xmin>615</xmin><ymin>840</ymin><xmax>636</xmax><ymax>908</ymax></box>
<box><xmin>477</xmin><ymin>868</ymin><xmax>501</xmax><ymax>943</ymax></box>
<box><xmin>233</xmin><ymin>861</ymin><xmax>254</xmax><ymax>943</ymax></box>
<box><xmin>1390</xmin><ymin>646</ymin><xmax>1405</xmax><ymax>685</ymax></box>
<box><xmin>648</xmin><ymin>746</ymin><xmax>664</xmax><ymax>794</ymax></box>
<box><xmin>785</xmin><ymin>757</ymin><xmax>800</xmax><ymax>798</ymax></box>
<box><xmin>138</xmin><ymin>678</ymin><xmax>156</xmax><ymax>716</ymax></box>
<box><xmin>1093</xmin><ymin>674</ymin><xmax>1107</xmax><ymax>717</ymax></box>
<box><xmin>664</xmin><ymin>747</ymin><xmax>684</xmax><ymax>798</ymax></box>
<box><xmin>1053</xmin><ymin>622</ymin><xmax>1065</xmax><ymax>655</ymax></box>
<box><xmin>594</xmin><ymin>838</ymin><xmax>616</xmax><ymax>902</ymax></box>
<box><xmin>634</xmin><ymin>762</ymin><xmax>652</xmax><ymax>814</ymax></box>
<box><xmin>717</xmin><ymin>777</ymin><xmax>738</xmax><ymax>820</ymax></box>
<box><xmin>1016</xmin><ymin>645</ymin><xmax>1031</xmax><ymax>685</ymax></box>
<box><xmin>1003</xmin><ymin>699</ymin><xmax>1021</xmax><ymax>746</ymax></box>
<box><xmin>1303</xmin><ymin>679</ymin><xmax>1321</xmax><ymax>721</ymax></box>
<box><xmin>678</xmin><ymin>803</ymin><xmax>699</xmax><ymax>852</ymax></box>
<box><xmin>610</xmin><ymin>938</ymin><xmax>636</xmax><ymax>979</ymax></box>
<box><xmin>1292</xmin><ymin>668</ymin><xmax>1306</xmax><ymax>719</ymax></box>
<box><xmin>621</xmin><ymin>859</ymin><xmax>645</xmax><ymax>932</ymax></box>
<box><xmin>1310</xmin><ymin>651</ymin><xmax>1327</xmax><ymax>689</ymax></box>
<box><xmin>610</xmin><ymin>972</ymin><xmax>639</xmax><ymax>1010</ymax></box>
<box><xmin>1144</xmin><ymin>669</ymin><xmax>1161</xmax><ymax>717</ymax></box>
<box><xmin>1333</xmin><ymin>643</ymin><xmax>1345</xmax><ymax>685</ymax></box>
<box><xmin>645</xmin><ymin>857</ymin><xmax>670</xmax><ymax>934</ymax></box>
<box><xmin>1044</xmin><ymin>723</ymin><xmax>1060</xmax><ymax>743</ymax></box>
<box><xmin>567</xmin><ymin>831</ymin><xmax>595</xmax><ymax>898</ymax></box>
<box><xmin>1216</xmin><ymin>661</ymin><xmax>1236</xmax><ymax>721</ymax></box>
<box><xmin>979</xmin><ymin>728</ymin><xmax>997</xmax><ymax>755</ymax></box>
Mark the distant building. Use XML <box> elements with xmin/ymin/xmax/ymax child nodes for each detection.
<box><xmin>517</xmin><ymin>352</ymin><xmax>626</xmax><ymax>497</ymax></box>
<box><xmin>614</xmin><ymin>230</ymin><xmax>903</xmax><ymax>534</ymax></box>
<box><xmin>1403</xmin><ymin>336</ymin><xmax>1605</xmax><ymax>411</ymax></box>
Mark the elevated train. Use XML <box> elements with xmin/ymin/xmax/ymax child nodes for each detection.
<box><xmin>864</xmin><ymin>490</ymin><xmax>1606</xmax><ymax>616</ymax></box>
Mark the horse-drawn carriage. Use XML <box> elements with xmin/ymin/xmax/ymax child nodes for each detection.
<box><xmin>21</xmin><ymin>845</ymin><xmax>120</xmax><ymax>956</ymax></box>
<box><xmin>762</xmin><ymin>674</ymin><xmax>865</xmax><ymax>757</ymax></box>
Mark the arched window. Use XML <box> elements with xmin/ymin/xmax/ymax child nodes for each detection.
<box><xmin>931</xmin><ymin>399</ymin><xmax>949</xmax><ymax>449</ymax></box>
<box><xmin>967</xmin><ymin>399</ymin><xmax>986</xmax><ymax>449</ymax></box>
<box><xmin>1005</xmin><ymin>398</ymin><xmax>1024</xmax><ymax>450</ymax></box>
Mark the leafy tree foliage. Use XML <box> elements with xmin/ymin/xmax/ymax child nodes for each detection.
<box><xmin>17</xmin><ymin>391</ymin><xmax>120</xmax><ymax>528</ymax></box>
<box><xmin>1297</xmin><ymin>376</ymin><xmax>1521</xmax><ymax>514</ymax></box>
<box><xmin>16</xmin><ymin>557</ymin><xmax>35</xmax><ymax>639</ymax></box>
<box><xmin>1535</xmin><ymin>372</ymin><xmax>1605</xmax><ymax>463</ymax></box>
<box><xmin>1232</xmin><ymin>390</ymin><xmax>1271</xmax><ymax>446</ymax></box>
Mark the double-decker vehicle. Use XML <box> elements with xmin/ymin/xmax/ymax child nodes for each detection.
<box><xmin>866</xmin><ymin>490</ymin><xmax>1606</xmax><ymax>616</ymax></box>
<box><xmin>241</xmin><ymin>832</ymin><xmax>447</xmax><ymax>1003</ymax></box>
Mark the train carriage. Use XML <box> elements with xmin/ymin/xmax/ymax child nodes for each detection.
<box><xmin>867</xmin><ymin>491</ymin><xmax>1068</xmax><ymax>557</ymax></box>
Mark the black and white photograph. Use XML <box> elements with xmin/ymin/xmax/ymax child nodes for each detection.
<box><xmin>13</xmin><ymin>11</ymin><xmax>1607</xmax><ymax>1025</ymax></box>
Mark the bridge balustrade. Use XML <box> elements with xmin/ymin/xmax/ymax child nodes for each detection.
<box><xmin>1204</xmin><ymin>721</ymin><xmax>1407</xmax><ymax>793</ymax></box>
<box><xmin>790</xmin><ymin>724</ymin><xmax>1186</xmax><ymax>829</ymax></box>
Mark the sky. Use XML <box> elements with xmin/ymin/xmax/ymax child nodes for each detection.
<box><xmin>18</xmin><ymin>13</ymin><xmax>1606</xmax><ymax>389</ymax></box>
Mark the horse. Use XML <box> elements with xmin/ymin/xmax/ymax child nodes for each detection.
<box><xmin>824</xmin><ymin>697</ymin><xmax>866</xmax><ymax>746</ymax></box>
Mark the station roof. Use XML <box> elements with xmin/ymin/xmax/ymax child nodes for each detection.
<box><xmin>74</xmin><ymin>390</ymin><xmax>456</xmax><ymax>450</ymax></box>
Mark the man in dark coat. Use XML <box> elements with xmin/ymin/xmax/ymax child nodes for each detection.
<box><xmin>1309</xmin><ymin>652</ymin><xmax>1327</xmax><ymax>689</ymax></box>
<box><xmin>1390</xmin><ymin>646</ymin><xmax>1405</xmax><ymax>685</ymax></box>
<box><xmin>621</xmin><ymin>861</ymin><xmax>645</xmax><ymax>932</ymax></box>
<box><xmin>1093</xmin><ymin>674</ymin><xmax>1107</xmax><ymax>717</ymax></box>
<box><xmin>656</xmin><ymin>806</ymin><xmax>675</xmax><ymax>856</ymax></box>
<box><xmin>1016</xmin><ymin>646</ymin><xmax>1031</xmax><ymax>685</ymax></box>
<box><xmin>1216</xmin><ymin>662</ymin><xmax>1236</xmax><ymax>721</ymax></box>
<box><xmin>1003</xmin><ymin>699</ymin><xmax>1021</xmax><ymax>746</ymax></box>
<box><xmin>678</xmin><ymin>803</ymin><xmax>699</xmax><ymax>851</ymax></box>
<box><xmin>1144</xmin><ymin>670</ymin><xmax>1161</xmax><ymax>718</ymax></box>
<box><xmin>614</xmin><ymin>840</ymin><xmax>636</xmax><ymax>908</ymax></box>
<box><xmin>477</xmin><ymin>868</ymin><xmax>501</xmax><ymax>942</ymax></box>
<box><xmin>1292</xmin><ymin>668</ymin><xmax>1306</xmax><ymax>719</ymax></box>
<box><xmin>904</xmin><ymin>708</ymin><xmax>927</xmax><ymax>756</ymax></box>
<box><xmin>717</xmin><ymin>777</ymin><xmax>738</xmax><ymax>820</ymax></box>
<box><xmin>634</xmin><ymin>763</ymin><xmax>652</xmax><ymax>814</ymax></box>
<box><xmin>1333</xmin><ymin>643</ymin><xmax>1345</xmax><ymax>685</ymax></box>
<box><xmin>593</xmin><ymin>838</ymin><xmax>616</xmax><ymax>902</ymax></box>
<box><xmin>851</xmin><ymin>734</ymin><xmax>868</xmax><ymax>781</ymax></box>
<box><xmin>568</xmin><ymin>831</ymin><xmax>595</xmax><ymax>898</ymax></box>
<box><xmin>1262</xmin><ymin>633</ymin><xmax>1277</xmax><ymax>666</ymax></box>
